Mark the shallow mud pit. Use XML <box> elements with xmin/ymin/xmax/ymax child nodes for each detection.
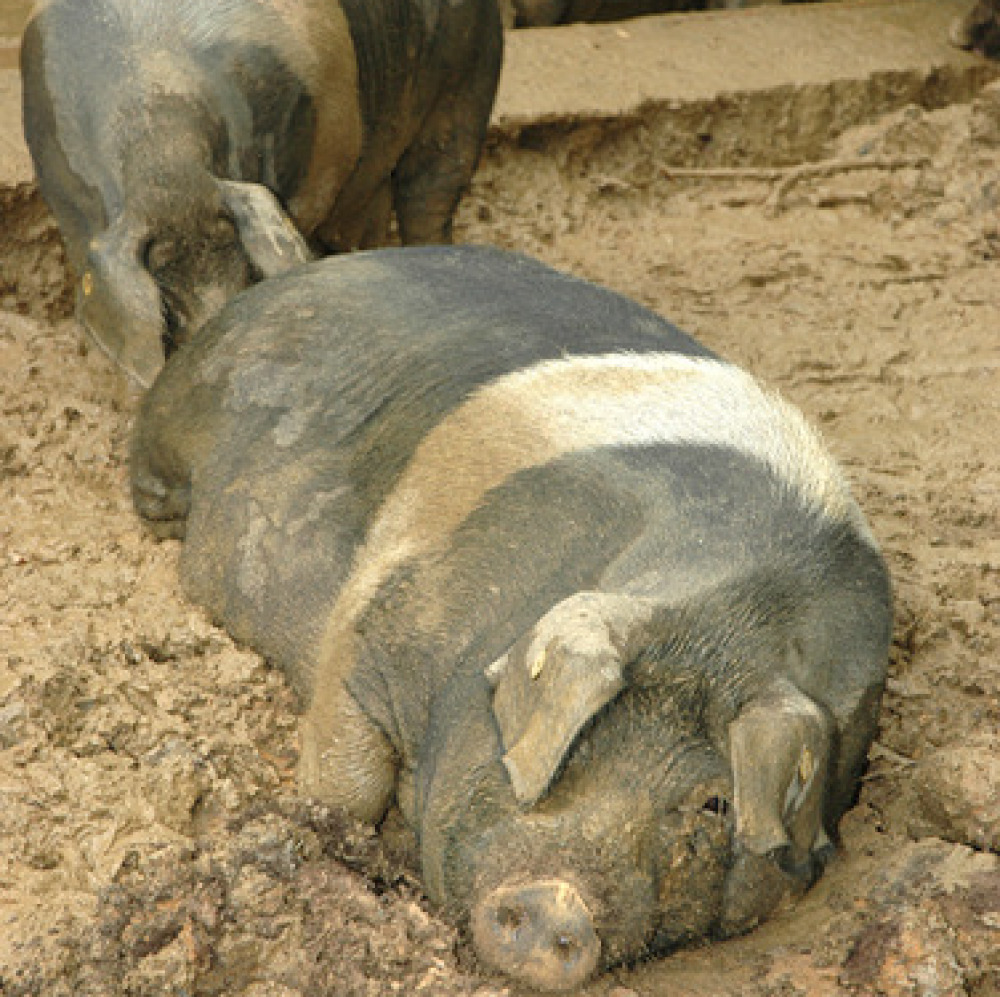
<box><xmin>2</xmin><ymin>8</ymin><xmax>1000</xmax><ymax>997</ymax></box>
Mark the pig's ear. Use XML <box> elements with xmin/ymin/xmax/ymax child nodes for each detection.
<box><xmin>718</xmin><ymin>681</ymin><xmax>835</xmax><ymax>937</ymax></box>
<box><xmin>486</xmin><ymin>593</ymin><xmax>627</xmax><ymax>807</ymax></box>
<box><xmin>726</xmin><ymin>678</ymin><xmax>833</xmax><ymax>863</ymax></box>
<box><xmin>218</xmin><ymin>180</ymin><xmax>313</xmax><ymax>279</ymax></box>
<box><xmin>79</xmin><ymin>221</ymin><xmax>167</xmax><ymax>388</ymax></box>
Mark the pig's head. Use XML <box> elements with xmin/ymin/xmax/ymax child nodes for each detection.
<box><xmin>420</xmin><ymin>680</ymin><xmax>745</xmax><ymax>990</ymax></box>
<box><xmin>78</xmin><ymin>90</ymin><xmax>311</xmax><ymax>388</ymax></box>
<box><xmin>417</xmin><ymin>605</ymin><xmax>821</xmax><ymax>991</ymax></box>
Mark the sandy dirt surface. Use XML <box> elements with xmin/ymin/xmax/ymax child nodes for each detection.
<box><xmin>2</xmin><ymin>9</ymin><xmax>1000</xmax><ymax>997</ymax></box>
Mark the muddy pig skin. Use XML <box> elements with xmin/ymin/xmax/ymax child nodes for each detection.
<box><xmin>131</xmin><ymin>246</ymin><xmax>891</xmax><ymax>991</ymax></box>
<box><xmin>20</xmin><ymin>0</ymin><xmax>502</xmax><ymax>388</ymax></box>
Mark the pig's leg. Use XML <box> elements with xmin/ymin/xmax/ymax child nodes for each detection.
<box><xmin>355</xmin><ymin>181</ymin><xmax>393</xmax><ymax>250</ymax></box>
<box><xmin>131</xmin><ymin>462</ymin><xmax>190</xmax><ymax>540</ymax></box>
<box><xmin>392</xmin><ymin>60</ymin><xmax>500</xmax><ymax>245</ymax></box>
<box><xmin>726</xmin><ymin>679</ymin><xmax>833</xmax><ymax>868</ymax></box>
<box><xmin>391</xmin><ymin>106</ymin><xmax>463</xmax><ymax>245</ymax></box>
<box><xmin>512</xmin><ymin>0</ymin><xmax>568</xmax><ymax>25</ymax></box>
<box><xmin>298</xmin><ymin>681</ymin><xmax>397</xmax><ymax>824</ymax></box>
<box><xmin>562</xmin><ymin>0</ymin><xmax>603</xmax><ymax>22</ymax></box>
<box><xmin>313</xmin><ymin>178</ymin><xmax>392</xmax><ymax>253</ymax></box>
<box><xmin>130</xmin><ymin>389</ymin><xmax>201</xmax><ymax>541</ymax></box>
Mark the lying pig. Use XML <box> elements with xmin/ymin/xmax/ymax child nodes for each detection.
<box><xmin>131</xmin><ymin>246</ymin><xmax>891</xmax><ymax>991</ymax></box>
<box><xmin>20</xmin><ymin>0</ymin><xmax>501</xmax><ymax>387</ymax></box>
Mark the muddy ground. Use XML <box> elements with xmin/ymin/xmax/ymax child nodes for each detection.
<box><xmin>2</xmin><ymin>16</ymin><xmax>1000</xmax><ymax>997</ymax></box>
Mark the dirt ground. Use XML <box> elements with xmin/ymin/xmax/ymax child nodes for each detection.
<box><xmin>2</xmin><ymin>13</ymin><xmax>999</xmax><ymax>997</ymax></box>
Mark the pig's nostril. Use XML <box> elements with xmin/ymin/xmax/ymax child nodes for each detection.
<box><xmin>495</xmin><ymin>905</ymin><xmax>525</xmax><ymax>933</ymax></box>
<box><xmin>553</xmin><ymin>932</ymin><xmax>579</xmax><ymax>961</ymax></box>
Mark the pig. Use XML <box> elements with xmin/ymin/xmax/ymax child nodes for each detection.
<box><xmin>950</xmin><ymin>0</ymin><xmax>1000</xmax><ymax>57</ymax></box>
<box><xmin>20</xmin><ymin>0</ymin><xmax>502</xmax><ymax>388</ymax></box>
<box><xmin>131</xmin><ymin>246</ymin><xmax>891</xmax><ymax>991</ymax></box>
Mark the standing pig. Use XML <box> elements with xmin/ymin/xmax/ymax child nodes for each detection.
<box><xmin>20</xmin><ymin>0</ymin><xmax>502</xmax><ymax>387</ymax></box>
<box><xmin>131</xmin><ymin>246</ymin><xmax>891</xmax><ymax>991</ymax></box>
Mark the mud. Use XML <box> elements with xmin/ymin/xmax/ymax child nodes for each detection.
<box><xmin>2</xmin><ymin>9</ymin><xmax>1000</xmax><ymax>997</ymax></box>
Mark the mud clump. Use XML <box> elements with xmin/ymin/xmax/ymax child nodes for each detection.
<box><xmin>912</xmin><ymin>741</ymin><xmax>1000</xmax><ymax>853</ymax></box>
<box><xmin>0</xmin><ymin>184</ymin><xmax>73</xmax><ymax>320</ymax></box>
<box><xmin>90</xmin><ymin>803</ymin><xmax>476</xmax><ymax>997</ymax></box>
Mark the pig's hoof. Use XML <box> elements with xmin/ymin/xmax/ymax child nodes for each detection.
<box><xmin>131</xmin><ymin>469</ymin><xmax>189</xmax><ymax>539</ymax></box>
<box><xmin>470</xmin><ymin>879</ymin><xmax>600</xmax><ymax>991</ymax></box>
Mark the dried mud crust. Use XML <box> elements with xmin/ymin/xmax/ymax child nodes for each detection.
<box><xmin>2</xmin><ymin>92</ymin><xmax>1000</xmax><ymax>995</ymax></box>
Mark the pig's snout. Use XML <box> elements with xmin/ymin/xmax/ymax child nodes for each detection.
<box><xmin>470</xmin><ymin>878</ymin><xmax>600</xmax><ymax>991</ymax></box>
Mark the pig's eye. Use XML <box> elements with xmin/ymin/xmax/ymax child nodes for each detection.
<box><xmin>144</xmin><ymin>237</ymin><xmax>177</xmax><ymax>275</ymax></box>
<box><xmin>701</xmin><ymin>795</ymin><xmax>730</xmax><ymax>817</ymax></box>
<box><xmin>210</xmin><ymin>213</ymin><xmax>237</xmax><ymax>243</ymax></box>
